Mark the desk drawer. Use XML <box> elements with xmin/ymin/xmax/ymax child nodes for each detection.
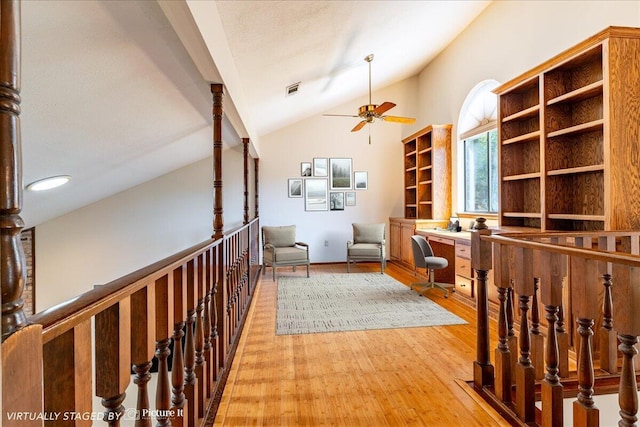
<box><xmin>455</xmin><ymin>243</ymin><xmax>471</xmax><ymax>259</ymax></box>
<box><xmin>456</xmin><ymin>275</ymin><xmax>473</xmax><ymax>298</ymax></box>
<box><xmin>455</xmin><ymin>256</ymin><xmax>472</xmax><ymax>278</ymax></box>
<box><xmin>428</xmin><ymin>236</ymin><xmax>454</xmax><ymax>246</ymax></box>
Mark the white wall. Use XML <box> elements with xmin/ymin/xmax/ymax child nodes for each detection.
<box><xmin>32</xmin><ymin>1</ymin><xmax>640</xmax><ymax>309</ymax></box>
<box><xmin>34</xmin><ymin>147</ymin><xmax>246</xmax><ymax>312</ymax></box>
<box><xmin>259</xmin><ymin>77</ymin><xmax>418</xmax><ymax>263</ymax></box>
<box><xmin>416</xmin><ymin>0</ymin><xmax>640</xmax><ymax>216</ymax></box>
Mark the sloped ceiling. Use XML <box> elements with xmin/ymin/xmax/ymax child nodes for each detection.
<box><xmin>17</xmin><ymin>0</ymin><xmax>490</xmax><ymax>227</ymax></box>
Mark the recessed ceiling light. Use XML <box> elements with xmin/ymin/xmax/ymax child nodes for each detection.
<box><xmin>26</xmin><ymin>175</ymin><xmax>71</xmax><ymax>192</ymax></box>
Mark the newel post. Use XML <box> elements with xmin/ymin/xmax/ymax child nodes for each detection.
<box><xmin>0</xmin><ymin>0</ymin><xmax>27</xmax><ymax>341</ymax></box>
<box><xmin>211</xmin><ymin>83</ymin><xmax>224</xmax><ymax>240</ymax></box>
<box><xmin>242</xmin><ymin>137</ymin><xmax>249</xmax><ymax>225</ymax></box>
<box><xmin>471</xmin><ymin>218</ymin><xmax>494</xmax><ymax>388</ymax></box>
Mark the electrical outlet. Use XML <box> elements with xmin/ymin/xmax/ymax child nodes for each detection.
<box><xmin>324</xmin><ymin>240</ymin><xmax>329</xmax><ymax>247</ymax></box>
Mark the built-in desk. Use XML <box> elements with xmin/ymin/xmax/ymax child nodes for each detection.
<box><xmin>389</xmin><ymin>217</ymin><xmax>497</xmax><ymax>303</ymax></box>
<box><xmin>416</xmin><ymin>230</ymin><xmax>472</xmax><ymax>298</ymax></box>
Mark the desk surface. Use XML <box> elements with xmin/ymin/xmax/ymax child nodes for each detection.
<box><xmin>416</xmin><ymin>228</ymin><xmax>472</xmax><ymax>243</ymax></box>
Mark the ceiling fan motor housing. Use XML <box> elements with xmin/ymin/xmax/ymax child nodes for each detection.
<box><xmin>359</xmin><ymin>104</ymin><xmax>379</xmax><ymax>118</ymax></box>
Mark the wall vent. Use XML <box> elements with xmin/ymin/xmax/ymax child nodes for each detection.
<box><xmin>285</xmin><ymin>82</ymin><xmax>301</xmax><ymax>96</ymax></box>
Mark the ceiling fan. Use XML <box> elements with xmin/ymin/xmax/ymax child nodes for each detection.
<box><xmin>324</xmin><ymin>54</ymin><xmax>416</xmax><ymax>142</ymax></box>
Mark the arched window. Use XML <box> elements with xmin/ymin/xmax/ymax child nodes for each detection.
<box><xmin>457</xmin><ymin>80</ymin><xmax>500</xmax><ymax>214</ymax></box>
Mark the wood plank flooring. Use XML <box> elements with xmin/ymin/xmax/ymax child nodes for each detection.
<box><xmin>213</xmin><ymin>262</ymin><xmax>508</xmax><ymax>426</ymax></box>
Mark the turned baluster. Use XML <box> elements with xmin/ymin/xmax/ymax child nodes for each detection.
<box><xmin>571</xmin><ymin>254</ymin><xmax>599</xmax><ymax>426</ymax></box>
<box><xmin>513</xmin><ymin>246</ymin><xmax>535</xmax><ymax>423</ymax></box>
<box><xmin>226</xmin><ymin>266</ymin><xmax>234</xmax><ymax>344</ymax></box>
<box><xmin>530</xmin><ymin>279</ymin><xmax>544</xmax><ymax>381</ymax></box>
<box><xmin>194</xmin><ymin>254</ymin><xmax>207</xmax><ymax>418</ymax></box>
<box><xmin>493</xmin><ymin>241</ymin><xmax>511</xmax><ymax>401</ymax></box>
<box><xmin>96</xmin><ymin>299</ymin><xmax>131</xmax><ymax>427</ymax></box>
<box><xmin>598</xmin><ymin>235</ymin><xmax>617</xmax><ymax>374</ymax></box>
<box><xmin>171</xmin><ymin>266</ymin><xmax>188</xmax><ymax>426</ymax></box>
<box><xmin>184</xmin><ymin>258</ymin><xmax>199</xmax><ymax>427</ymax></box>
<box><xmin>612</xmin><ymin>261</ymin><xmax>640</xmax><ymax>427</ymax></box>
<box><xmin>600</xmin><ymin>273</ymin><xmax>617</xmax><ymax>373</ymax></box>
<box><xmin>549</xmin><ymin>237</ymin><xmax>569</xmax><ymax>379</ymax></box>
<box><xmin>154</xmin><ymin>339</ymin><xmax>172</xmax><ymax>427</ymax></box>
<box><xmin>618</xmin><ymin>334</ymin><xmax>639</xmax><ymax>427</ymax></box>
<box><xmin>215</xmin><ymin>242</ymin><xmax>227</xmax><ymax>378</ymax></box>
<box><xmin>495</xmin><ymin>287</ymin><xmax>511</xmax><ymax>402</ymax></box>
<box><xmin>516</xmin><ymin>294</ymin><xmax>535</xmax><ymax>422</ymax></box>
<box><xmin>574</xmin><ymin>318</ymin><xmax>597</xmax><ymax>425</ymax></box>
<box><xmin>506</xmin><ymin>286</ymin><xmax>517</xmax><ymax>382</ymax></box>
<box><xmin>471</xmin><ymin>218</ymin><xmax>494</xmax><ymax>388</ymax></box>
<box><xmin>536</xmin><ymin>249</ymin><xmax>564</xmax><ymax>427</ymax></box>
<box><xmin>131</xmin><ymin>285</ymin><xmax>156</xmax><ymax>427</ymax></box>
<box><xmin>210</xmin><ymin>246</ymin><xmax>221</xmax><ymax>384</ymax></box>
<box><xmin>153</xmin><ymin>274</ymin><xmax>175</xmax><ymax>427</ymax></box>
<box><xmin>203</xmin><ymin>249</ymin><xmax>214</xmax><ymax>398</ymax></box>
<box><xmin>556</xmin><ymin>289</ymin><xmax>569</xmax><ymax>378</ymax></box>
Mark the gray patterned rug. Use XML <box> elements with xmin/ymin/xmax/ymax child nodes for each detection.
<box><xmin>276</xmin><ymin>273</ymin><xmax>466</xmax><ymax>335</ymax></box>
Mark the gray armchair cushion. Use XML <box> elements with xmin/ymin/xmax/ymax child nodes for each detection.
<box><xmin>353</xmin><ymin>223</ymin><xmax>385</xmax><ymax>244</ymax></box>
<box><xmin>263</xmin><ymin>246</ymin><xmax>308</xmax><ymax>263</ymax></box>
<box><xmin>263</xmin><ymin>225</ymin><xmax>296</xmax><ymax>247</ymax></box>
<box><xmin>348</xmin><ymin>243</ymin><xmax>384</xmax><ymax>257</ymax></box>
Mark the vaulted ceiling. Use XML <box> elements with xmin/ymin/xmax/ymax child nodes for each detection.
<box><xmin>19</xmin><ymin>0</ymin><xmax>490</xmax><ymax>227</ymax></box>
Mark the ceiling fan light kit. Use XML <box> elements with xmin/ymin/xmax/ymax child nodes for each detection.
<box><xmin>324</xmin><ymin>53</ymin><xmax>416</xmax><ymax>143</ymax></box>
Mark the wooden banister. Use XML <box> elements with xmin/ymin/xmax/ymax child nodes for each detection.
<box><xmin>471</xmin><ymin>220</ymin><xmax>640</xmax><ymax>426</ymax></box>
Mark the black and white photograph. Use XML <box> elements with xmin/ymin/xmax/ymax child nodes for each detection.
<box><xmin>313</xmin><ymin>157</ymin><xmax>328</xmax><ymax>177</ymax></box>
<box><xmin>329</xmin><ymin>158</ymin><xmax>352</xmax><ymax>190</ymax></box>
<box><xmin>304</xmin><ymin>178</ymin><xmax>328</xmax><ymax>211</ymax></box>
<box><xmin>301</xmin><ymin>162</ymin><xmax>312</xmax><ymax>176</ymax></box>
<box><xmin>345</xmin><ymin>192</ymin><xmax>356</xmax><ymax>206</ymax></box>
<box><xmin>354</xmin><ymin>171</ymin><xmax>368</xmax><ymax>190</ymax></box>
<box><xmin>288</xmin><ymin>178</ymin><xmax>303</xmax><ymax>198</ymax></box>
<box><xmin>330</xmin><ymin>192</ymin><xmax>344</xmax><ymax>210</ymax></box>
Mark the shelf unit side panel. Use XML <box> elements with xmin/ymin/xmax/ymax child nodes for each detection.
<box><xmin>431</xmin><ymin>127</ymin><xmax>452</xmax><ymax>220</ymax></box>
<box><xmin>607</xmin><ymin>37</ymin><xmax>640</xmax><ymax>229</ymax></box>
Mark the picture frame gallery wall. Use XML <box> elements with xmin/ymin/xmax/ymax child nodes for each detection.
<box><xmin>288</xmin><ymin>157</ymin><xmax>367</xmax><ymax>211</ymax></box>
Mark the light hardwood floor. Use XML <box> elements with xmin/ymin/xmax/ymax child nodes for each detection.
<box><xmin>213</xmin><ymin>262</ymin><xmax>509</xmax><ymax>426</ymax></box>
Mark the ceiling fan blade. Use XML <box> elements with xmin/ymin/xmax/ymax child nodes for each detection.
<box><xmin>373</xmin><ymin>101</ymin><xmax>396</xmax><ymax>116</ymax></box>
<box><xmin>351</xmin><ymin>120</ymin><xmax>368</xmax><ymax>132</ymax></box>
<box><xmin>323</xmin><ymin>113</ymin><xmax>359</xmax><ymax>118</ymax></box>
<box><xmin>382</xmin><ymin>115</ymin><xmax>416</xmax><ymax>124</ymax></box>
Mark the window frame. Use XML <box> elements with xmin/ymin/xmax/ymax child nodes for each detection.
<box><xmin>461</xmin><ymin>123</ymin><xmax>498</xmax><ymax>215</ymax></box>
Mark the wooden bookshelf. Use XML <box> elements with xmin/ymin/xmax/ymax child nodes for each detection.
<box><xmin>495</xmin><ymin>26</ymin><xmax>640</xmax><ymax>231</ymax></box>
<box><xmin>401</xmin><ymin>124</ymin><xmax>452</xmax><ymax>221</ymax></box>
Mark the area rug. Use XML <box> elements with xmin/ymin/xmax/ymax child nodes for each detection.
<box><xmin>276</xmin><ymin>273</ymin><xmax>466</xmax><ymax>335</ymax></box>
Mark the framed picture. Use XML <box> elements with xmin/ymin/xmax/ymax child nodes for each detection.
<box><xmin>329</xmin><ymin>158</ymin><xmax>352</xmax><ymax>190</ymax></box>
<box><xmin>345</xmin><ymin>192</ymin><xmax>356</xmax><ymax>206</ymax></box>
<box><xmin>354</xmin><ymin>171</ymin><xmax>368</xmax><ymax>190</ymax></box>
<box><xmin>313</xmin><ymin>157</ymin><xmax>328</xmax><ymax>177</ymax></box>
<box><xmin>288</xmin><ymin>178</ymin><xmax>303</xmax><ymax>198</ymax></box>
<box><xmin>304</xmin><ymin>178</ymin><xmax>328</xmax><ymax>211</ymax></box>
<box><xmin>301</xmin><ymin>162</ymin><xmax>312</xmax><ymax>177</ymax></box>
<box><xmin>330</xmin><ymin>192</ymin><xmax>344</xmax><ymax>211</ymax></box>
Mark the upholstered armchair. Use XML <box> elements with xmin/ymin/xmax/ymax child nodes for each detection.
<box><xmin>262</xmin><ymin>225</ymin><xmax>310</xmax><ymax>281</ymax></box>
<box><xmin>346</xmin><ymin>223</ymin><xmax>386</xmax><ymax>274</ymax></box>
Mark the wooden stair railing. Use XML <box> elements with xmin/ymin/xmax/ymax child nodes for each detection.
<box><xmin>471</xmin><ymin>218</ymin><xmax>640</xmax><ymax>426</ymax></box>
<box><xmin>13</xmin><ymin>219</ymin><xmax>261</xmax><ymax>427</ymax></box>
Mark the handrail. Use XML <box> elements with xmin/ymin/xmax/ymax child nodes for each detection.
<box><xmin>30</xmin><ymin>237</ymin><xmax>219</xmax><ymax>343</ymax></box>
<box><xmin>484</xmin><ymin>232</ymin><xmax>640</xmax><ymax>267</ymax></box>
